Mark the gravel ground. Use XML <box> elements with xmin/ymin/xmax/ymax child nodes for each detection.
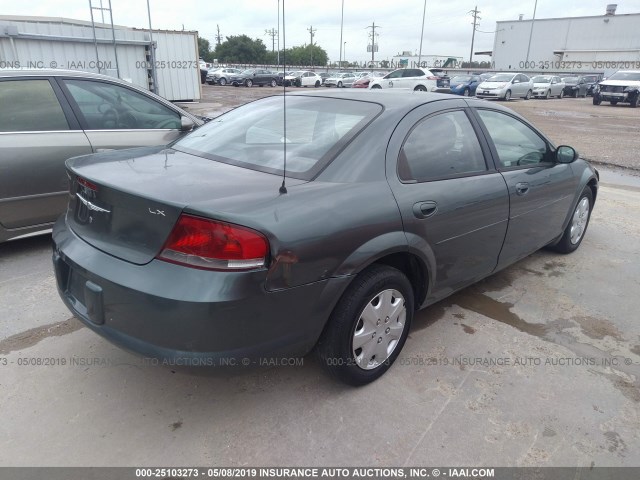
<box><xmin>178</xmin><ymin>85</ymin><xmax>640</xmax><ymax>171</ymax></box>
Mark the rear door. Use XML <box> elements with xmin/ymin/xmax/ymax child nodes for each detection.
<box><xmin>472</xmin><ymin>108</ymin><xmax>578</xmax><ymax>268</ymax></box>
<box><xmin>386</xmin><ymin>100</ymin><xmax>509</xmax><ymax>303</ymax></box>
<box><xmin>58</xmin><ymin>78</ymin><xmax>184</xmax><ymax>152</ymax></box>
<box><xmin>0</xmin><ymin>77</ymin><xmax>92</xmax><ymax>230</ymax></box>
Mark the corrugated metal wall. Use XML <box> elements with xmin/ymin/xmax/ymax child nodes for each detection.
<box><xmin>0</xmin><ymin>16</ymin><xmax>201</xmax><ymax>101</ymax></box>
<box><xmin>492</xmin><ymin>13</ymin><xmax>640</xmax><ymax>73</ymax></box>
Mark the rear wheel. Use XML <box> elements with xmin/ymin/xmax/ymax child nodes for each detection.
<box><xmin>270</xmin><ymin>79</ymin><xmax>277</xmax><ymax>87</ymax></box>
<box><xmin>219</xmin><ymin>78</ymin><xmax>227</xmax><ymax>86</ymax></box>
<box><xmin>550</xmin><ymin>188</ymin><xmax>593</xmax><ymax>254</ymax></box>
<box><xmin>414</xmin><ymin>85</ymin><xmax>427</xmax><ymax>92</ymax></box>
<box><xmin>316</xmin><ymin>265</ymin><xmax>414</xmax><ymax>386</ymax></box>
<box><xmin>371</xmin><ymin>84</ymin><xmax>382</xmax><ymax>89</ymax></box>
<box><xmin>245</xmin><ymin>79</ymin><xmax>253</xmax><ymax>87</ymax></box>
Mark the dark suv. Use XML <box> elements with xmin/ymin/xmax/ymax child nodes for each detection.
<box><xmin>228</xmin><ymin>69</ymin><xmax>279</xmax><ymax>88</ymax></box>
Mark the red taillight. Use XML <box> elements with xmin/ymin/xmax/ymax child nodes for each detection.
<box><xmin>77</xmin><ymin>177</ymin><xmax>98</xmax><ymax>191</ymax></box>
<box><xmin>158</xmin><ymin>214</ymin><xmax>269</xmax><ymax>270</ymax></box>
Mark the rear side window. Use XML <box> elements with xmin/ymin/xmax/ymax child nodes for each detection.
<box><xmin>0</xmin><ymin>79</ymin><xmax>69</xmax><ymax>132</ymax></box>
<box><xmin>398</xmin><ymin>110</ymin><xmax>487</xmax><ymax>182</ymax></box>
<box><xmin>63</xmin><ymin>79</ymin><xmax>180</xmax><ymax>130</ymax></box>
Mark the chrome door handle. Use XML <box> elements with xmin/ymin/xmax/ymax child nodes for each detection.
<box><xmin>515</xmin><ymin>182</ymin><xmax>530</xmax><ymax>195</ymax></box>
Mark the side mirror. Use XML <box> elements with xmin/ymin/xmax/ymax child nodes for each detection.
<box><xmin>556</xmin><ymin>145</ymin><xmax>578</xmax><ymax>164</ymax></box>
<box><xmin>513</xmin><ymin>80</ymin><xmax>519</xmax><ymax>84</ymax></box>
<box><xmin>180</xmin><ymin>116</ymin><xmax>195</xmax><ymax>132</ymax></box>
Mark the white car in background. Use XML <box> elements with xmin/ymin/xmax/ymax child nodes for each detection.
<box><xmin>368</xmin><ymin>68</ymin><xmax>450</xmax><ymax>92</ymax></box>
<box><xmin>476</xmin><ymin>73</ymin><xmax>533</xmax><ymax>101</ymax></box>
<box><xmin>531</xmin><ymin>75</ymin><xmax>565</xmax><ymax>99</ymax></box>
<box><xmin>285</xmin><ymin>71</ymin><xmax>322</xmax><ymax>87</ymax></box>
<box><xmin>324</xmin><ymin>72</ymin><xmax>357</xmax><ymax>88</ymax></box>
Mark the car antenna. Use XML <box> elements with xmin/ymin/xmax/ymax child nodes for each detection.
<box><xmin>279</xmin><ymin>0</ymin><xmax>288</xmax><ymax>194</ymax></box>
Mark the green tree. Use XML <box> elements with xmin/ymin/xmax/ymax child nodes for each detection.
<box><xmin>214</xmin><ymin>35</ymin><xmax>268</xmax><ymax>64</ymax></box>
<box><xmin>284</xmin><ymin>44</ymin><xmax>328</xmax><ymax>67</ymax></box>
<box><xmin>198</xmin><ymin>37</ymin><xmax>213</xmax><ymax>62</ymax></box>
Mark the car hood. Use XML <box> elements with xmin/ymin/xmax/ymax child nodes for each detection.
<box><xmin>600</xmin><ymin>80</ymin><xmax>640</xmax><ymax>87</ymax></box>
<box><xmin>65</xmin><ymin>146</ymin><xmax>307</xmax><ymax>265</ymax></box>
<box><xmin>533</xmin><ymin>82</ymin><xmax>553</xmax><ymax>87</ymax></box>
<box><xmin>479</xmin><ymin>81</ymin><xmax>507</xmax><ymax>87</ymax></box>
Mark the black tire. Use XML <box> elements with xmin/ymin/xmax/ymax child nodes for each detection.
<box><xmin>337</xmin><ymin>81</ymin><xmax>343</xmax><ymax>88</ymax></box>
<box><xmin>414</xmin><ymin>85</ymin><xmax>427</xmax><ymax>92</ymax></box>
<box><xmin>462</xmin><ymin>87</ymin><xmax>470</xmax><ymax>96</ymax></box>
<box><xmin>544</xmin><ymin>90</ymin><xmax>550</xmax><ymax>99</ymax></box>
<box><xmin>219</xmin><ymin>78</ymin><xmax>227</xmax><ymax>86</ymax></box>
<box><xmin>550</xmin><ymin>187</ymin><xmax>593</xmax><ymax>254</ymax></box>
<box><xmin>270</xmin><ymin>79</ymin><xmax>277</xmax><ymax>87</ymax></box>
<box><xmin>631</xmin><ymin>94</ymin><xmax>639</xmax><ymax>108</ymax></box>
<box><xmin>573</xmin><ymin>89</ymin><xmax>579</xmax><ymax>98</ymax></box>
<box><xmin>371</xmin><ymin>84</ymin><xmax>382</xmax><ymax>89</ymax></box>
<box><xmin>316</xmin><ymin>265</ymin><xmax>414</xmax><ymax>386</ymax></box>
<box><xmin>245</xmin><ymin>79</ymin><xmax>253</xmax><ymax>88</ymax></box>
<box><xmin>558</xmin><ymin>90</ymin><xmax>564</xmax><ymax>99</ymax></box>
<box><xmin>315</xmin><ymin>80</ymin><xmax>320</xmax><ymax>88</ymax></box>
<box><xmin>504</xmin><ymin>90</ymin><xmax>511</xmax><ymax>101</ymax></box>
<box><xmin>593</xmin><ymin>94</ymin><xmax>601</xmax><ymax>105</ymax></box>
<box><xmin>525</xmin><ymin>89</ymin><xmax>532</xmax><ymax>100</ymax></box>
<box><xmin>610</xmin><ymin>100</ymin><xmax>618</xmax><ymax>106</ymax></box>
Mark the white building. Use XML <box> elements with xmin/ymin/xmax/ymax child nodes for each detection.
<box><xmin>489</xmin><ymin>5</ymin><xmax>640</xmax><ymax>75</ymax></box>
<box><xmin>0</xmin><ymin>15</ymin><xmax>201</xmax><ymax>101</ymax></box>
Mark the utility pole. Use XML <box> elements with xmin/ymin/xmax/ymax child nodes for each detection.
<box><xmin>418</xmin><ymin>0</ymin><xmax>426</xmax><ymax>68</ymax></box>
<box><xmin>468</xmin><ymin>6</ymin><xmax>481</xmax><ymax>67</ymax></box>
<box><xmin>215</xmin><ymin>24</ymin><xmax>223</xmax><ymax>47</ymax></box>
<box><xmin>339</xmin><ymin>0</ymin><xmax>344</xmax><ymax>71</ymax></box>
<box><xmin>307</xmin><ymin>25</ymin><xmax>316</xmax><ymax>67</ymax></box>
<box><xmin>265</xmin><ymin>28</ymin><xmax>277</xmax><ymax>52</ymax></box>
<box><xmin>525</xmin><ymin>0</ymin><xmax>539</xmax><ymax>66</ymax></box>
<box><xmin>366</xmin><ymin>22</ymin><xmax>379</xmax><ymax>68</ymax></box>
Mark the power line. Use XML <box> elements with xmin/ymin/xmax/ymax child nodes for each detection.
<box><xmin>468</xmin><ymin>6</ymin><xmax>481</xmax><ymax>65</ymax></box>
<box><xmin>265</xmin><ymin>27</ymin><xmax>278</xmax><ymax>52</ymax></box>
<box><xmin>366</xmin><ymin>22</ymin><xmax>380</xmax><ymax>67</ymax></box>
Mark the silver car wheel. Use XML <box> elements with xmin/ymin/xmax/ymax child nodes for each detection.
<box><xmin>570</xmin><ymin>197</ymin><xmax>590</xmax><ymax>245</ymax></box>
<box><xmin>352</xmin><ymin>289</ymin><xmax>406</xmax><ymax>370</ymax></box>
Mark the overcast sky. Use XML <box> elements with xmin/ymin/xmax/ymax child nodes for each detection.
<box><xmin>2</xmin><ymin>0</ymin><xmax>640</xmax><ymax>63</ymax></box>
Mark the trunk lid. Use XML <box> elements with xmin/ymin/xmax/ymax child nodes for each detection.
<box><xmin>66</xmin><ymin>146</ymin><xmax>304</xmax><ymax>265</ymax></box>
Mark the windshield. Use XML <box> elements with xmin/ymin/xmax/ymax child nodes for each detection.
<box><xmin>173</xmin><ymin>96</ymin><xmax>382</xmax><ymax>180</ymax></box>
<box><xmin>451</xmin><ymin>75</ymin><xmax>472</xmax><ymax>83</ymax></box>
<box><xmin>487</xmin><ymin>74</ymin><xmax>514</xmax><ymax>82</ymax></box>
<box><xmin>241</xmin><ymin>69</ymin><xmax>254</xmax><ymax>75</ymax></box>
<box><xmin>532</xmin><ymin>76</ymin><xmax>552</xmax><ymax>83</ymax></box>
<box><xmin>608</xmin><ymin>71</ymin><xmax>640</xmax><ymax>82</ymax></box>
<box><xmin>562</xmin><ymin>77</ymin><xmax>578</xmax><ymax>83</ymax></box>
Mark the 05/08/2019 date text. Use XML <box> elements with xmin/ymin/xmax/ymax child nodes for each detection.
<box><xmin>519</xmin><ymin>60</ymin><xmax>640</xmax><ymax>70</ymax></box>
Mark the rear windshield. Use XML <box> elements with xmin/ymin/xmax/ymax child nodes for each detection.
<box><xmin>607</xmin><ymin>71</ymin><xmax>640</xmax><ymax>82</ymax></box>
<box><xmin>562</xmin><ymin>77</ymin><xmax>578</xmax><ymax>82</ymax></box>
<box><xmin>451</xmin><ymin>75</ymin><xmax>472</xmax><ymax>83</ymax></box>
<box><xmin>173</xmin><ymin>96</ymin><xmax>382</xmax><ymax>180</ymax></box>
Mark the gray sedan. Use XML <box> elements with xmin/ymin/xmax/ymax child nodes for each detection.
<box><xmin>0</xmin><ymin>70</ymin><xmax>202</xmax><ymax>243</ymax></box>
<box><xmin>52</xmin><ymin>91</ymin><xmax>598</xmax><ymax>385</ymax></box>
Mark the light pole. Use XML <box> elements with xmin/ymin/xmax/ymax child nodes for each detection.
<box><xmin>339</xmin><ymin>0</ymin><xmax>344</xmax><ymax>71</ymax></box>
<box><xmin>344</xmin><ymin>42</ymin><xmax>347</xmax><ymax>68</ymax></box>
<box><xmin>525</xmin><ymin>0</ymin><xmax>538</xmax><ymax>67</ymax></box>
<box><xmin>277</xmin><ymin>0</ymin><xmax>280</xmax><ymax>68</ymax></box>
<box><xmin>417</xmin><ymin>0</ymin><xmax>426</xmax><ymax>68</ymax></box>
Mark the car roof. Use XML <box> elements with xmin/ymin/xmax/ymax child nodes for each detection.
<box><xmin>0</xmin><ymin>69</ymin><xmax>130</xmax><ymax>81</ymax></box>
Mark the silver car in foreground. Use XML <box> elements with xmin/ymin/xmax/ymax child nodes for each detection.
<box><xmin>0</xmin><ymin>70</ymin><xmax>202</xmax><ymax>243</ymax></box>
<box><xmin>476</xmin><ymin>73</ymin><xmax>533</xmax><ymax>101</ymax></box>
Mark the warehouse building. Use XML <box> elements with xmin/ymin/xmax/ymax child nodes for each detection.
<box><xmin>0</xmin><ymin>15</ymin><xmax>201</xmax><ymax>101</ymax></box>
<box><xmin>488</xmin><ymin>4</ymin><xmax>640</xmax><ymax>75</ymax></box>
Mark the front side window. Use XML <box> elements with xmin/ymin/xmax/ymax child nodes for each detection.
<box><xmin>63</xmin><ymin>79</ymin><xmax>180</xmax><ymax>130</ymax></box>
<box><xmin>398</xmin><ymin>110</ymin><xmax>487</xmax><ymax>182</ymax></box>
<box><xmin>173</xmin><ymin>96</ymin><xmax>381</xmax><ymax>180</ymax></box>
<box><xmin>384</xmin><ymin>70</ymin><xmax>404</xmax><ymax>79</ymax></box>
<box><xmin>476</xmin><ymin>110</ymin><xmax>550</xmax><ymax>168</ymax></box>
<box><xmin>0</xmin><ymin>79</ymin><xmax>69</xmax><ymax>132</ymax></box>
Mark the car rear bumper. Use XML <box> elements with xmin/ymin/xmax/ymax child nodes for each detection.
<box><xmin>52</xmin><ymin>216</ymin><xmax>349</xmax><ymax>364</ymax></box>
